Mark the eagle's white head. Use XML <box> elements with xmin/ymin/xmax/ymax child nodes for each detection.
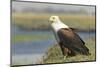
<box><xmin>49</xmin><ymin>16</ymin><xmax>69</xmax><ymax>42</ymax></box>
<box><xmin>49</xmin><ymin>16</ymin><xmax>61</xmax><ymax>23</ymax></box>
<box><xmin>49</xmin><ymin>16</ymin><xmax>69</xmax><ymax>32</ymax></box>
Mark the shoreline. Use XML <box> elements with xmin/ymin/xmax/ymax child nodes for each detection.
<box><xmin>14</xmin><ymin>26</ymin><xmax>96</xmax><ymax>32</ymax></box>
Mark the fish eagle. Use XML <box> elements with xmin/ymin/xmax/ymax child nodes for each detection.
<box><xmin>49</xmin><ymin>16</ymin><xmax>90</xmax><ymax>58</ymax></box>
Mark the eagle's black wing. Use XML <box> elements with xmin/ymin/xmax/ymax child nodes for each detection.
<box><xmin>57</xmin><ymin>28</ymin><xmax>89</xmax><ymax>55</ymax></box>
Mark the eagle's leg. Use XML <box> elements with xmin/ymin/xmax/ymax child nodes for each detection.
<box><xmin>59</xmin><ymin>42</ymin><xmax>69</xmax><ymax>60</ymax></box>
<box><xmin>63</xmin><ymin>47</ymin><xmax>69</xmax><ymax>60</ymax></box>
<box><xmin>59</xmin><ymin>42</ymin><xmax>65</xmax><ymax>56</ymax></box>
<box><xmin>59</xmin><ymin>45</ymin><xmax>66</xmax><ymax>60</ymax></box>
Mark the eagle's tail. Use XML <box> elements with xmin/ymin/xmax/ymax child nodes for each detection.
<box><xmin>78</xmin><ymin>45</ymin><xmax>91</xmax><ymax>55</ymax></box>
<box><xmin>70</xmin><ymin>46</ymin><xmax>91</xmax><ymax>56</ymax></box>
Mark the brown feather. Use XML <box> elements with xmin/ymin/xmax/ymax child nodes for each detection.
<box><xmin>57</xmin><ymin>28</ymin><xmax>90</xmax><ymax>56</ymax></box>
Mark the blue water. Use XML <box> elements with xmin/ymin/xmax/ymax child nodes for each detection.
<box><xmin>11</xmin><ymin>25</ymin><xmax>95</xmax><ymax>65</ymax></box>
<box><xmin>11</xmin><ymin>40</ymin><xmax>55</xmax><ymax>55</ymax></box>
<box><xmin>11</xmin><ymin>25</ymin><xmax>53</xmax><ymax>35</ymax></box>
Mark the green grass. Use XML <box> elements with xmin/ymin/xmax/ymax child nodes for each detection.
<box><xmin>40</xmin><ymin>38</ymin><xmax>95</xmax><ymax>64</ymax></box>
<box><xmin>12</xmin><ymin>34</ymin><xmax>54</xmax><ymax>43</ymax></box>
<box><xmin>12</xmin><ymin>13</ymin><xmax>95</xmax><ymax>30</ymax></box>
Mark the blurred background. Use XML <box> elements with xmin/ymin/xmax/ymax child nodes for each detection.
<box><xmin>11</xmin><ymin>1</ymin><xmax>96</xmax><ymax>66</ymax></box>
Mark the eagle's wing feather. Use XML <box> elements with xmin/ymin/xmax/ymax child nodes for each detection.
<box><xmin>57</xmin><ymin>28</ymin><xmax>89</xmax><ymax>55</ymax></box>
<box><xmin>72</xmin><ymin>31</ymin><xmax>85</xmax><ymax>45</ymax></box>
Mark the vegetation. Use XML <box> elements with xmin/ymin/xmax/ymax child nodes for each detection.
<box><xmin>12</xmin><ymin>33</ymin><xmax>54</xmax><ymax>43</ymax></box>
<box><xmin>12</xmin><ymin>13</ymin><xmax>95</xmax><ymax>30</ymax></box>
<box><xmin>40</xmin><ymin>38</ymin><xmax>95</xmax><ymax>64</ymax></box>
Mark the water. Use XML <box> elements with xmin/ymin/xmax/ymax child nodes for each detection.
<box><xmin>11</xmin><ymin>25</ymin><xmax>95</xmax><ymax>65</ymax></box>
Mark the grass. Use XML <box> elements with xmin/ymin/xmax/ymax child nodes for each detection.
<box><xmin>12</xmin><ymin>34</ymin><xmax>54</xmax><ymax>43</ymax></box>
<box><xmin>12</xmin><ymin>13</ymin><xmax>95</xmax><ymax>30</ymax></box>
<box><xmin>40</xmin><ymin>38</ymin><xmax>95</xmax><ymax>64</ymax></box>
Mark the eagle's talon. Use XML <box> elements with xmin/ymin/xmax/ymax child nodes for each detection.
<box><xmin>63</xmin><ymin>55</ymin><xmax>68</xmax><ymax>60</ymax></box>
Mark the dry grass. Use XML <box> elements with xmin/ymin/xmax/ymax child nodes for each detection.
<box><xmin>12</xmin><ymin>13</ymin><xmax>95</xmax><ymax>30</ymax></box>
<box><xmin>40</xmin><ymin>38</ymin><xmax>96</xmax><ymax>64</ymax></box>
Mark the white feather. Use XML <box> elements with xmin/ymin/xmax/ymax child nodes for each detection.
<box><xmin>51</xmin><ymin>21</ymin><xmax>69</xmax><ymax>32</ymax></box>
<box><xmin>51</xmin><ymin>18</ymin><xmax>69</xmax><ymax>42</ymax></box>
